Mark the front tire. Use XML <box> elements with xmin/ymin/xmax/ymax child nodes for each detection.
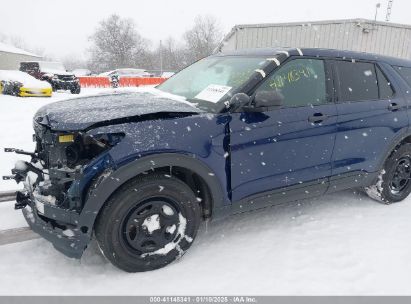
<box><xmin>95</xmin><ymin>174</ymin><xmax>201</xmax><ymax>272</ymax></box>
<box><xmin>365</xmin><ymin>143</ymin><xmax>411</xmax><ymax>204</ymax></box>
<box><xmin>70</xmin><ymin>84</ymin><xmax>81</xmax><ymax>94</ymax></box>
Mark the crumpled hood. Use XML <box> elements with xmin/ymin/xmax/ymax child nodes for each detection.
<box><xmin>34</xmin><ymin>89</ymin><xmax>202</xmax><ymax>131</ymax></box>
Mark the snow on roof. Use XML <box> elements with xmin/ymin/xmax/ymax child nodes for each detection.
<box><xmin>0</xmin><ymin>41</ymin><xmax>41</xmax><ymax>57</ymax></box>
<box><xmin>0</xmin><ymin>70</ymin><xmax>51</xmax><ymax>89</ymax></box>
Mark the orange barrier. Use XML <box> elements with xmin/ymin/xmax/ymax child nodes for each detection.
<box><xmin>78</xmin><ymin>76</ymin><xmax>166</xmax><ymax>88</ymax></box>
<box><xmin>78</xmin><ymin>77</ymin><xmax>111</xmax><ymax>88</ymax></box>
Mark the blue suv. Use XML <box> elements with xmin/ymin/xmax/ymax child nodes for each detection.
<box><xmin>5</xmin><ymin>48</ymin><xmax>411</xmax><ymax>272</ymax></box>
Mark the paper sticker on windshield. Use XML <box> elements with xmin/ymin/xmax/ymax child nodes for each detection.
<box><xmin>194</xmin><ymin>84</ymin><xmax>232</xmax><ymax>103</ymax></box>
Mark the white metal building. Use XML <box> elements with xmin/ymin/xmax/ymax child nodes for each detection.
<box><xmin>218</xmin><ymin>19</ymin><xmax>411</xmax><ymax>59</ymax></box>
<box><xmin>0</xmin><ymin>42</ymin><xmax>42</xmax><ymax>70</ymax></box>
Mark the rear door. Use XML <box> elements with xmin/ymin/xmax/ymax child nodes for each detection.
<box><xmin>330</xmin><ymin>60</ymin><xmax>408</xmax><ymax>190</ymax></box>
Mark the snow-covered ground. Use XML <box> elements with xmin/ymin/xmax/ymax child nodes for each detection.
<box><xmin>0</xmin><ymin>201</ymin><xmax>27</xmax><ymax>230</ymax></box>
<box><xmin>1</xmin><ymin>89</ymin><xmax>411</xmax><ymax>295</ymax></box>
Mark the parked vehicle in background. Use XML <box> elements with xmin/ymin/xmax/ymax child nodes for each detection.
<box><xmin>0</xmin><ymin>70</ymin><xmax>52</xmax><ymax>97</ymax></box>
<box><xmin>99</xmin><ymin>68</ymin><xmax>153</xmax><ymax>77</ymax></box>
<box><xmin>7</xmin><ymin>47</ymin><xmax>411</xmax><ymax>273</ymax></box>
<box><xmin>20</xmin><ymin>61</ymin><xmax>81</xmax><ymax>94</ymax></box>
<box><xmin>100</xmin><ymin>68</ymin><xmax>154</xmax><ymax>88</ymax></box>
<box><xmin>72</xmin><ymin>69</ymin><xmax>92</xmax><ymax>77</ymax></box>
<box><xmin>160</xmin><ymin>71</ymin><xmax>175</xmax><ymax>78</ymax></box>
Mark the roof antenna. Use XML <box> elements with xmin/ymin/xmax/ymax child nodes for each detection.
<box><xmin>385</xmin><ymin>0</ymin><xmax>394</xmax><ymax>22</ymax></box>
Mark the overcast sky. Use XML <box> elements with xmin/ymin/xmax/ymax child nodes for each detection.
<box><xmin>1</xmin><ymin>0</ymin><xmax>411</xmax><ymax>59</ymax></box>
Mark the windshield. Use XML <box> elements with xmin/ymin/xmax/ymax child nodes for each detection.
<box><xmin>157</xmin><ymin>56</ymin><xmax>268</xmax><ymax>112</ymax></box>
<box><xmin>39</xmin><ymin>62</ymin><xmax>66</xmax><ymax>72</ymax></box>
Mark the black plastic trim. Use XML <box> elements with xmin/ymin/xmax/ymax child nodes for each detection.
<box><xmin>229</xmin><ymin>178</ymin><xmax>328</xmax><ymax>215</ymax></box>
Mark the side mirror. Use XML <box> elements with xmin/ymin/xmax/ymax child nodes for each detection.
<box><xmin>254</xmin><ymin>90</ymin><xmax>284</xmax><ymax>108</ymax></box>
<box><xmin>228</xmin><ymin>93</ymin><xmax>251</xmax><ymax>111</ymax></box>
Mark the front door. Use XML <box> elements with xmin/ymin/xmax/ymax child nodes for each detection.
<box><xmin>229</xmin><ymin>57</ymin><xmax>338</xmax><ymax>205</ymax></box>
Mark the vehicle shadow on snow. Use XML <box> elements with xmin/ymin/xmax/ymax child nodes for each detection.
<box><xmin>77</xmin><ymin>189</ymin><xmax>380</xmax><ymax>271</ymax></box>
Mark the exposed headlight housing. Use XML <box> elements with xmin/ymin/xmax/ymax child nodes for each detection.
<box><xmin>62</xmin><ymin>132</ymin><xmax>124</xmax><ymax>168</ymax></box>
<box><xmin>59</xmin><ymin>134</ymin><xmax>74</xmax><ymax>143</ymax></box>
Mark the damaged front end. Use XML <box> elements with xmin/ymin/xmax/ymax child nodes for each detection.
<box><xmin>3</xmin><ymin>120</ymin><xmax>123</xmax><ymax>258</ymax></box>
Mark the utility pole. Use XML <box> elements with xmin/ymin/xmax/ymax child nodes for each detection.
<box><xmin>374</xmin><ymin>3</ymin><xmax>381</xmax><ymax>23</ymax></box>
<box><xmin>385</xmin><ymin>0</ymin><xmax>394</xmax><ymax>22</ymax></box>
<box><xmin>159</xmin><ymin>40</ymin><xmax>163</xmax><ymax>75</ymax></box>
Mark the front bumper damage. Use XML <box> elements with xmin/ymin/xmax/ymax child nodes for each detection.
<box><xmin>17</xmin><ymin>191</ymin><xmax>88</xmax><ymax>258</ymax></box>
<box><xmin>3</xmin><ymin>146</ymin><xmax>114</xmax><ymax>259</ymax></box>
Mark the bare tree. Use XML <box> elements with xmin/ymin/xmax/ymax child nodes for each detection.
<box><xmin>183</xmin><ymin>15</ymin><xmax>223</xmax><ymax>63</ymax></box>
<box><xmin>0</xmin><ymin>33</ymin><xmax>46</xmax><ymax>57</ymax></box>
<box><xmin>156</xmin><ymin>37</ymin><xmax>187</xmax><ymax>72</ymax></box>
<box><xmin>62</xmin><ymin>54</ymin><xmax>88</xmax><ymax>71</ymax></box>
<box><xmin>88</xmin><ymin>14</ymin><xmax>149</xmax><ymax>73</ymax></box>
<box><xmin>0</xmin><ymin>32</ymin><xmax>7</xmax><ymax>43</ymax></box>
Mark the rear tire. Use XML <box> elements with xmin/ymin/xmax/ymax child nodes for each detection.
<box><xmin>95</xmin><ymin>174</ymin><xmax>201</xmax><ymax>272</ymax></box>
<box><xmin>365</xmin><ymin>143</ymin><xmax>411</xmax><ymax>204</ymax></box>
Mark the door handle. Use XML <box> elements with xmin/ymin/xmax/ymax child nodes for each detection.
<box><xmin>388</xmin><ymin>102</ymin><xmax>400</xmax><ymax>112</ymax></box>
<box><xmin>308</xmin><ymin>113</ymin><xmax>328</xmax><ymax>124</ymax></box>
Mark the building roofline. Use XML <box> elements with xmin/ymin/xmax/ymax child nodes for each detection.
<box><xmin>216</xmin><ymin>18</ymin><xmax>411</xmax><ymax>54</ymax></box>
<box><xmin>0</xmin><ymin>42</ymin><xmax>42</xmax><ymax>58</ymax></box>
<box><xmin>233</xmin><ymin>18</ymin><xmax>411</xmax><ymax>30</ymax></box>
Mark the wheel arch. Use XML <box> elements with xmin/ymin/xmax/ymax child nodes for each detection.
<box><xmin>376</xmin><ymin>128</ymin><xmax>411</xmax><ymax>172</ymax></box>
<box><xmin>78</xmin><ymin>153</ymin><xmax>226</xmax><ymax>230</ymax></box>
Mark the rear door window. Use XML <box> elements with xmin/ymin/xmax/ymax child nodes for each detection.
<box><xmin>335</xmin><ymin>61</ymin><xmax>379</xmax><ymax>102</ymax></box>
<box><xmin>394</xmin><ymin>66</ymin><xmax>411</xmax><ymax>88</ymax></box>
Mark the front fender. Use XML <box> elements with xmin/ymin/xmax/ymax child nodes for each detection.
<box><xmin>77</xmin><ymin>153</ymin><xmax>227</xmax><ymax>231</ymax></box>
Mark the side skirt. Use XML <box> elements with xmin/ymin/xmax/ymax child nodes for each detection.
<box><xmin>212</xmin><ymin>178</ymin><xmax>328</xmax><ymax>219</ymax></box>
<box><xmin>212</xmin><ymin>171</ymin><xmax>378</xmax><ymax>220</ymax></box>
<box><xmin>327</xmin><ymin>171</ymin><xmax>379</xmax><ymax>194</ymax></box>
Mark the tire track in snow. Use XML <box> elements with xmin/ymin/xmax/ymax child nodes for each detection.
<box><xmin>0</xmin><ymin>190</ymin><xmax>16</xmax><ymax>203</ymax></box>
<box><xmin>0</xmin><ymin>227</ymin><xmax>39</xmax><ymax>246</ymax></box>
